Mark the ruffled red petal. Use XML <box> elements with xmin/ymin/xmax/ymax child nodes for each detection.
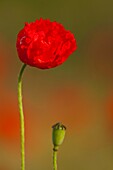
<box><xmin>16</xmin><ymin>18</ymin><xmax>77</xmax><ymax>69</ymax></box>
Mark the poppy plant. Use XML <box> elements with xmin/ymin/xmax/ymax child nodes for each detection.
<box><xmin>16</xmin><ymin>18</ymin><xmax>77</xmax><ymax>170</ymax></box>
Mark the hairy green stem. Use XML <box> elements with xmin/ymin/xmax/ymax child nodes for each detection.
<box><xmin>53</xmin><ymin>150</ymin><xmax>58</xmax><ymax>170</ymax></box>
<box><xmin>18</xmin><ymin>64</ymin><xmax>27</xmax><ymax>170</ymax></box>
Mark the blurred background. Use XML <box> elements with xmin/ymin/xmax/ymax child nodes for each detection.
<box><xmin>0</xmin><ymin>0</ymin><xmax>113</xmax><ymax>169</ymax></box>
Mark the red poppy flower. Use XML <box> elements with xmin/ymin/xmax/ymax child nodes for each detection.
<box><xmin>16</xmin><ymin>18</ymin><xmax>77</xmax><ymax>69</ymax></box>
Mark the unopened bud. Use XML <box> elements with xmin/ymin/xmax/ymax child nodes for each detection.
<box><xmin>52</xmin><ymin>122</ymin><xmax>66</xmax><ymax>151</ymax></box>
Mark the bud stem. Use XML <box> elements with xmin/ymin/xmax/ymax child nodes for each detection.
<box><xmin>18</xmin><ymin>64</ymin><xmax>27</xmax><ymax>170</ymax></box>
<box><xmin>53</xmin><ymin>149</ymin><xmax>58</xmax><ymax>170</ymax></box>
<box><xmin>52</xmin><ymin>123</ymin><xmax>66</xmax><ymax>170</ymax></box>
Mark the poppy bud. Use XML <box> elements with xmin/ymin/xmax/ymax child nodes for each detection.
<box><xmin>52</xmin><ymin>122</ymin><xmax>66</xmax><ymax>151</ymax></box>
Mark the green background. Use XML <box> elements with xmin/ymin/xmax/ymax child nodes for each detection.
<box><xmin>0</xmin><ymin>0</ymin><xmax>113</xmax><ymax>169</ymax></box>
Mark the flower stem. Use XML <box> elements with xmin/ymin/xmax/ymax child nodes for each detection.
<box><xmin>53</xmin><ymin>149</ymin><xmax>58</xmax><ymax>170</ymax></box>
<box><xmin>18</xmin><ymin>64</ymin><xmax>27</xmax><ymax>170</ymax></box>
